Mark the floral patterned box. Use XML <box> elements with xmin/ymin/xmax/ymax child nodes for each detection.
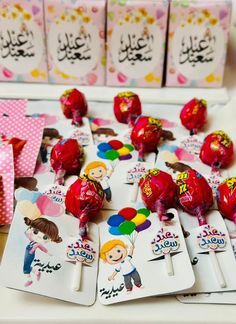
<box><xmin>166</xmin><ymin>0</ymin><xmax>232</xmax><ymax>88</ymax></box>
<box><xmin>44</xmin><ymin>0</ymin><xmax>106</xmax><ymax>85</ymax></box>
<box><xmin>0</xmin><ymin>0</ymin><xmax>48</xmax><ymax>83</ymax></box>
<box><xmin>106</xmin><ymin>0</ymin><xmax>169</xmax><ymax>88</ymax></box>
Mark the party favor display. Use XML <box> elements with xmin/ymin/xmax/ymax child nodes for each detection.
<box><xmin>45</xmin><ymin>0</ymin><xmax>106</xmax><ymax>85</ymax></box>
<box><xmin>166</xmin><ymin>0</ymin><xmax>232</xmax><ymax>87</ymax></box>
<box><xmin>106</xmin><ymin>0</ymin><xmax>169</xmax><ymax>87</ymax></box>
<box><xmin>0</xmin><ymin>0</ymin><xmax>48</xmax><ymax>83</ymax></box>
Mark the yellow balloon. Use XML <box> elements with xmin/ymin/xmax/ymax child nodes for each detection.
<box><xmin>18</xmin><ymin>201</ymin><xmax>41</xmax><ymax>220</ymax></box>
<box><xmin>131</xmin><ymin>214</ymin><xmax>146</xmax><ymax>226</ymax></box>
<box><xmin>117</xmin><ymin>147</ymin><xmax>130</xmax><ymax>156</ymax></box>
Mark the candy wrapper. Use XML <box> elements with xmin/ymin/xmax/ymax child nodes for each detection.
<box><xmin>200</xmin><ymin>130</ymin><xmax>234</xmax><ymax>171</ymax></box>
<box><xmin>65</xmin><ymin>175</ymin><xmax>104</xmax><ymax>240</ymax></box>
<box><xmin>217</xmin><ymin>177</ymin><xmax>236</xmax><ymax>224</ymax></box>
<box><xmin>131</xmin><ymin>116</ymin><xmax>163</xmax><ymax>161</ymax></box>
<box><xmin>180</xmin><ymin>98</ymin><xmax>207</xmax><ymax>135</ymax></box>
<box><xmin>60</xmin><ymin>89</ymin><xmax>88</xmax><ymax>126</ymax></box>
<box><xmin>50</xmin><ymin>138</ymin><xmax>84</xmax><ymax>185</ymax></box>
<box><xmin>113</xmin><ymin>92</ymin><xmax>142</xmax><ymax>126</ymax></box>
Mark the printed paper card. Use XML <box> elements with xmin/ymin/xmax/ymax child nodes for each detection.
<box><xmin>178</xmin><ymin>210</ymin><xmax>236</xmax><ymax>294</ymax></box>
<box><xmin>98</xmin><ymin>207</ymin><xmax>195</xmax><ymax>304</ymax></box>
<box><xmin>0</xmin><ymin>0</ymin><xmax>48</xmax><ymax>83</ymax></box>
<box><xmin>0</xmin><ymin>192</ymin><xmax>99</xmax><ymax>305</ymax></box>
<box><xmin>0</xmin><ymin>99</ymin><xmax>27</xmax><ymax>117</ymax></box>
<box><xmin>0</xmin><ymin>116</ymin><xmax>44</xmax><ymax>177</ymax></box>
<box><xmin>0</xmin><ymin>145</ymin><xmax>14</xmax><ymax>225</ymax></box>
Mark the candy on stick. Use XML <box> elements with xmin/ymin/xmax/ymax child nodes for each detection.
<box><xmin>131</xmin><ymin>116</ymin><xmax>163</xmax><ymax>161</ymax></box>
<box><xmin>139</xmin><ymin>169</ymin><xmax>177</xmax><ymax>275</ymax></box>
<box><xmin>60</xmin><ymin>89</ymin><xmax>88</xmax><ymax>126</ymax></box>
<box><xmin>217</xmin><ymin>177</ymin><xmax>236</xmax><ymax>224</ymax></box>
<box><xmin>65</xmin><ymin>176</ymin><xmax>104</xmax><ymax>290</ymax></box>
<box><xmin>50</xmin><ymin>138</ymin><xmax>84</xmax><ymax>185</ymax></box>
<box><xmin>113</xmin><ymin>91</ymin><xmax>142</xmax><ymax>126</ymax></box>
<box><xmin>176</xmin><ymin>169</ymin><xmax>226</xmax><ymax>288</ymax></box>
<box><xmin>180</xmin><ymin>98</ymin><xmax>207</xmax><ymax>135</ymax></box>
<box><xmin>200</xmin><ymin>130</ymin><xmax>234</xmax><ymax>172</ymax></box>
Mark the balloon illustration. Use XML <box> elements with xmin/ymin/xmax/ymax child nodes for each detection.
<box><xmin>107</xmin><ymin>207</ymin><xmax>151</xmax><ymax>243</ymax></box>
<box><xmin>97</xmin><ymin>140</ymin><xmax>134</xmax><ymax>161</ymax></box>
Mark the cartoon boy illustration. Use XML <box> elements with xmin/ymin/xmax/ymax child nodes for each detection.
<box><xmin>100</xmin><ymin>239</ymin><xmax>142</xmax><ymax>292</ymax></box>
<box><xmin>84</xmin><ymin>161</ymin><xmax>113</xmax><ymax>202</ymax></box>
<box><xmin>23</xmin><ymin>217</ymin><xmax>62</xmax><ymax>287</ymax></box>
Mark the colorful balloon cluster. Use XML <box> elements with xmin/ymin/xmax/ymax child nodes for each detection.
<box><xmin>97</xmin><ymin>140</ymin><xmax>134</xmax><ymax>161</ymax></box>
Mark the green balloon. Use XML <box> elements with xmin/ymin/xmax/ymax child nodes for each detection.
<box><xmin>105</xmin><ymin>149</ymin><xmax>119</xmax><ymax>161</ymax></box>
<box><xmin>119</xmin><ymin>221</ymin><xmax>136</xmax><ymax>235</ymax></box>
<box><xmin>124</xmin><ymin>144</ymin><xmax>134</xmax><ymax>152</ymax></box>
<box><xmin>137</xmin><ymin>208</ymin><xmax>151</xmax><ymax>217</ymax></box>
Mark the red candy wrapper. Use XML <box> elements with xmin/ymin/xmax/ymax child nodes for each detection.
<box><xmin>217</xmin><ymin>177</ymin><xmax>236</xmax><ymax>224</ymax></box>
<box><xmin>176</xmin><ymin>169</ymin><xmax>213</xmax><ymax>226</ymax></box>
<box><xmin>180</xmin><ymin>98</ymin><xmax>207</xmax><ymax>135</ymax></box>
<box><xmin>50</xmin><ymin>138</ymin><xmax>84</xmax><ymax>185</ymax></box>
<box><xmin>113</xmin><ymin>91</ymin><xmax>142</xmax><ymax>126</ymax></box>
<box><xmin>200</xmin><ymin>130</ymin><xmax>234</xmax><ymax>171</ymax></box>
<box><xmin>139</xmin><ymin>169</ymin><xmax>176</xmax><ymax>222</ymax></box>
<box><xmin>60</xmin><ymin>88</ymin><xmax>88</xmax><ymax>126</ymax></box>
<box><xmin>131</xmin><ymin>116</ymin><xmax>162</xmax><ymax>161</ymax></box>
<box><xmin>65</xmin><ymin>175</ymin><xmax>105</xmax><ymax>239</ymax></box>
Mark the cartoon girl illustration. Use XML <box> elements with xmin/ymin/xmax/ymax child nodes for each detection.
<box><xmin>84</xmin><ymin>161</ymin><xmax>113</xmax><ymax>202</ymax></box>
<box><xmin>40</xmin><ymin>128</ymin><xmax>62</xmax><ymax>163</ymax></box>
<box><xmin>23</xmin><ymin>217</ymin><xmax>62</xmax><ymax>287</ymax></box>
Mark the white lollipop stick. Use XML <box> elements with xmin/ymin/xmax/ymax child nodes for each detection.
<box><xmin>130</xmin><ymin>182</ymin><xmax>139</xmax><ymax>202</ymax></box>
<box><xmin>164</xmin><ymin>253</ymin><xmax>174</xmax><ymax>276</ymax></box>
<box><xmin>209</xmin><ymin>251</ymin><xmax>226</xmax><ymax>288</ymax></box>
<box><xmin>72</xmin><ymin>261</ymin><xmax>82</xmax><ymax>291</ymax></box>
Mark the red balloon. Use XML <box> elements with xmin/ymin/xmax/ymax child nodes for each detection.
<box><xmin>139</xmin><ymin>169</ymin><xmax>176</xmax><ymax>221</ymax></box>
<box><xmin>131</xmin><ymin>116</ymin><xmax>162</xmax><ymax>161</ymax></box>
<box><xmin>50</xmin><ymin>138</ymin><xmax>84</xmax><ymax>185</ymax></box>
<box><xmin>113</xmin><ymin>91</ymin><xmax>142</xmax><ymax>125</ymax></box>
<box><xmin>176</xmin><ymin>169</ymin><xmax>213</xmax><ymax>225</ymax></box>
<box><xmin>180</xmin><ymin>98</ymin><xmax>207</xmax><ymax>134</ymax></box>
<box><xmin>200</xmin><ymin>130</ymin><xmax>234</xmax><ymax>170</ymax></box>
<box><xmin>60</xmin><ymin>88</ymin><xmax>88</xmax><ymax>126</ymax></box>
<box><xmin>217</xmin><ymin>177</ymin><xmax>236</xmax><ymax>223</ymax></box>
<box><xmin>65</xmin><ymin>176</ymin><xmax>105</xmax><ymax>239</ymax></box>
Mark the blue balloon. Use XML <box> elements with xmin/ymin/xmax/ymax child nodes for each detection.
<box><xmin>109</xmin><ymin>226</ymin><xmax>122</xmax><ymax>236</ymax></box>
<box><xmin>97</xmin><ymin>142</ymin><xmax>113</xmax><ymax>152</ymax></box>
<box><xmin>97</xmin><ymin>151</ymin><xmax>108</xmax><ymax>159</ymax></box>
<box><xmin>107</xmin><ymin>214</ymin><xmax>125</xmax><ymax>227</ymax></box>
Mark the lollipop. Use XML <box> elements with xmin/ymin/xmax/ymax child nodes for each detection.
<box><xmin>217</xmin><ymin>177</ymin><xmax>236</xmax><ymax>224</ymax></box>
<box><xmin>131</xmin><ymin>116</ymin><xmax>163</xmax><ymax>161</ymax></box>
<box><xmin>139</xmin><ymin>168</ymin><xmax>177</xmax><ymax>275</ymax></box>
<box><xmin>113</xmin><ymin>91</ymin><xmax>142</xmax><ymax>126</ymax></box>
<box><xmin>200</xmin><ymin>130</ymin><xmax>234</xmax><ymax>172</ymax></box>
<box><xmin>60</xmin><ymin>88</ymin><xmax>88</xmax><ymax>126</ymax></box>
<box><xmin>176</xmin><ymin>169</ymin><xmax>226</xmax><ymax>288</ymax></box>
<box><xmin>180</xmin><ymin>98</ymin><xmax>207</xmax><ymax>135</ymax></box>
<box><xmin>50</xmin><ymin>138</ymin><xmax>84</xmax><ymax>185</ymax></box>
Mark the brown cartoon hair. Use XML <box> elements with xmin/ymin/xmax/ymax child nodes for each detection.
<box><xmin>43</xmin><ymin>128</ymin><xmax>62</xmax><ymax>140</ymax></box>
<box><xmin>24</xmin><ymin>217</ymin><xmax>62</xmax><ymax>243</ymax></box>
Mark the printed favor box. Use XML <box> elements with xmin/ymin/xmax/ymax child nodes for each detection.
<box><xmin>166</xmin><ymin>0</ymin><xmax>232</xmax><ymax>88</ymax></box>
<box><xmin>0</xmin><ymin>0</ymin><xmax>48</xmax><ymax>83</ymax></box>
<box><xmin>44</xmin><ymin>0</ymin><xmax>106</xmax><ymax>85</ymax></box>
<box><xmin>106</xmin><ymin>0</ymin><xmax>169</xmax><ymax>88</ymax></box>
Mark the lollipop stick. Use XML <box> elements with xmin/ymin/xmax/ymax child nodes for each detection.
<box><xmin>165</xmin><ymin>253</ymin><xmax>174</xmax><ymax>276</ymax></box>
<box><xmin>130</xmin><ymin>182</ymin><xmax>139</xmax><ymax>202</ymax></box>
<box><xmin>209</xmin><ymin>250</ymin><xmax>226</xmax><ymax>288</ymax></box>
<box><xmin>72</xmin><ymin>261</ymin><xmax>82</xmax><ymax>291</ymax></box>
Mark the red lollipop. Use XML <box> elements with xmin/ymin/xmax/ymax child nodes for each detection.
<box><xmin>139</xmin><ymin>169</ymin><xmax>176</xmax><ymax>221</ymax></box>
<box><xmin>131</xmin><ymin>116</ymin><xmax>162</xmax><ymax>161</ymax></box>
<box><xmin>113</xmin><ymin>91</ymin><xmax>142</xmax><ymax>126</ymax></box>
<box><xmin>180</xmin><ymin>98</ymin><xmax>207</xmax><ymax>135</ymax></box>
<box><xmin>50</xmin><ymin>138</ymin><xmax>84</xmax><ymax>185</ymax></box>
<box><xmin>60</xmin><ymin>88</ymin><xmax>88</xmax><ymax>126</ymax></box>
<box><xmin>217</xmin><ymin>177</ymin><xmax>236</xmax><ymax>223</ymax></box>
<box><xmin>176</xmin><ymin>169</ymin><xmax>213</xmax><ymax>225</ymax></box>
<box><xmin>200</xmin><ymin>130</ymin><xmax>234</xmax><ymax>171</ymax></box>
<box><xmin>65</xmin><ymin>176</ymin><xmax>105</xmax><ymax>239</ymax></box>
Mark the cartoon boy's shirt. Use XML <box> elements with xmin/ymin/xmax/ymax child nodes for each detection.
<box><xmin>115</xmin><ymin>255</ymin><xmax>136</xmax><ymax>276</ymax></box>
<box><xmin>99</xmin><ymin>176</ymin><xmax>110</xmax><ymax>190</ymax></box>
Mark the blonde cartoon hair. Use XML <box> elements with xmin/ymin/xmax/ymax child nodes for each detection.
<box><xmin>84</xmin><ymin>161</ymin><xmax>108</xmax><ymax>175</ymax></box>
<box><xmin>100</xmin><ymin>239</ymin><xmax>126</xmax><ymax>261</ymax></box>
